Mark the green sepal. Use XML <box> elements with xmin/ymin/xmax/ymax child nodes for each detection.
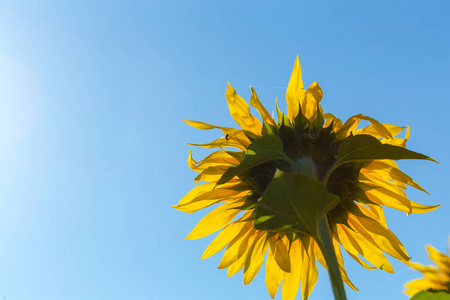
<box><xmin>254</xmin><ymin>170</ymin><xmax>339</xmax><ymax>237</ymax></box>
<box><xmin>347</xmin><ymin>181</ymin><xmax>380</xmax><ymax>206</ymax></box>
<box><xmin>236</xmin><ymin>210</ymin><xmax>256</xmax><ymax>223</ymax></box>
<box><xmin>342</xmin><ymin>200</ymin><xmax>377</xmax><ymax>221</ymax></box>
<box><xmin>299</xmin><ymin>233</ymin><xmax>311</xmax><ymax>252</ymax></box>
<box><xmin>276</xmin><ymin>100</ymin><xmax>293</xmax><ymax>128</ymax></box>
<box><xmin>328</xmin><ymin>203</ymin><xmax>351</xmax><ymax>228</ymax></box>
<box><xmin>242</xmin><ymin>162</ymin><xmax>278</xmax><ymax>194</ymax></box>
<box><xmin>216</xmin><ymin>135</ymin><xmax>295</xmax><ymax>186</ymax></box>
<box><xmin>242</xmin><ymin>129</ymin><xmax>260</xmax><ymax>141</ymax></box>
<box><xmin>286</xmin><ymin>232</ymin><xmax>299</xmax><ymax>249</ymax></box>
<box><xmin>311</xmin><ymin>103</ymin><xmax>324</xmax><ymax>130</ymax></box>
<box><xmin>224</xmin><ymin>150</ymin><xmax>246</xmax><ymax>162</ymax></box>
<box><xmin>326</xmin><ymin>162</ymin><xmax>363</xmax><ymax>188</ymax></box>
<box><xmin>225</xmin><ymin>181</ymin><xmax>254</xmax><ymax>192</ymax></box>
<box><xmin>278</xmin><ymin>120</ymin><xmax>299</xmax><ymax>159</ymax></box>
<box><xmin>329</xmin><ymin>199</ymin><xmax>378</xmax><ymax>230</ymax></box>
<box><xmin>232</xmin><ymin>192</ymin><xmax>260</xmax><ymax>211</ymax></box>
<box><xmin>261</xmin><ymin>117</ymin><xmax>278</xmax><ymax>136</ymax></box>
<box><xmin>326</xmin><ymin>181</ymin><xmax>350</xmax><ymax>199</ymax></box>
<box><xmin>293</xmin><ymin>103</ymin><xmax>310</xmax><ymax>133</ymax></box>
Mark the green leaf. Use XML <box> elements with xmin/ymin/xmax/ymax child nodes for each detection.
<box><xmin>326</xmin><ymin>134</ymin><xmax>437</xmax><ymax>183</ymax></box>
<box><xmin>338</xmin><ymin>134</ymin><xmax>436</xmax><ymax>164</ymax></box>
<box><xmin>410</xmin><ymin>290</ymin><xmax>450</xmax><ymax>300</ymax></box>
<box><xmin>216</xmin><ymin>135</ymin><xmax>294</xmax><ymax>186</ymax></box>
<box><xmin>254</xmin><ymin>170</ymin><xmax>339</xmax><ymax>236</ymax></box>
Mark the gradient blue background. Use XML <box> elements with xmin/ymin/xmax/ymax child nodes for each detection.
<box><xmin>0</xmin><ymin>1</ymin><xmax>449</xmax><ymax>299</ymax></box>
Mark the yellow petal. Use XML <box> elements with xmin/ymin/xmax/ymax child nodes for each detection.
<box><xmin>314</xmin><ymin>237</ymin><xmax>358</xmax><ymax>291</ymax></box>
<box><xmin>265</xmin><ymin>246</ymin><xmax>284</xmax><ymax>298</ymax></box>
<box><xmin>218</xmin><ymin>225</ymin><xmax>254</xmax><ymax>269</ymax></box>
<box><xmin>270</xmin><ymin>238</ymin><xmax>291</xmax><ymax>273</ymax></box>
<box><xmin>185</xmin><ymin>201</ymin><xmax>242</xmax><ymax>240</ymax></box>
<box><xmin>194</xmin><ymin>165</ymin><xmax>229</xmax><ymax>184</ymax></box>
<box><xmin>324</xmin><ymin>112</ymin><xmax>343</xmax><ymax>131</ymax></box>
<box><xmin>184</xmin><ymin>120</ymin><xmax>251</xmax><ymax>147</ymax></box>
<box><xmin>226</xmin><ymin>231</ymin><xmax>258</xmax><ymax>277</ymax></box>
<box><xmin>404</xmin><ymin>278</ymin><xmax>446</xmax><ymax>294</ymax></box>
<box><xmin>381</xmin><ymin>125</ymin><xmax>410</xmax><ymax>147</ymax></box>
<box><xmin>353</xmin><ymin>122</ymin><xmax>397</xmax><ymax>140</ymax></box>
<box><xmin>201</xmin><ymin>213</ymin><xmax>251</xmax><ymax>259</ymax></box>
<box><xmin>188</xmin><ymin>149</ymin><xmax>240</xmax><ymax>172</ymax></box>
<box><xmin>427</xmin><ymin>245</ymin><xmax>450</xmax><ymax>273</ymax></box>
<box><xmin>360</xmin><ymin>171</ymin><xmax>409</xmax><ymax>199</ymax></box>
<box><xmin>361</xmin><ymin>159</ymin><xmax>428</xmax><ymax>193</ymax></box>
<box><xmin>174</xmin><ymin>182</ymin><xmax>215</xmax><ymax>207</ymax></box>
<box><xmin>350</xmin><ymin>214</ymin><xmax>410</xmax><ymax>264</ymax></box>
<box><xmin>174</xmin><ymin>181</ymin><xmax>249</xmax><ymax>213</ymax></box>
<box><xmin>355</xmin><ymin>123</ymin><xmax>406</xmax><ymax>138</ymax></box>
<box><xmin>250</xmin><ymin>87</ymin><xmax>275</xmax><ymax>126</ymax></box>
<box><xmin>301</xmin><ymin>242</ymin><xmax>318</xmax><ymax>300</ymax></box>
<box><xmin>282</xmin><ymin>239</ymin><xmax>303</xmax><ymax>300</ymax></box>
<box><xmin>225</xmin><ymin>83</ymin><xmax>262</xmax><ymax>135</ymax></box>
<box><xmin>301</xmin><ymin>82</ymin><xmax>323</xmax><ymax>121</ymax></box>
<box><xmin>286</xmin><ymin>55</ymin><xmax>304</xmax><ymax>121</ymax></box>
<box><xmin>337</xmin><ymin>114</ymin><xmax>392</xmax><ymax>139</ymax></box>
<box><xmin>346</xmin><ymin>221</ymin><xmax>395</xmax><ymax>273</ymax></box>
<box><xmin>409</xmin><ymin>262</ymin><xmax>437</xmax><ymax>273</ymax></box>
<box><xmin>187</xmin><ymin>137</ymin><xmax>247</xmax><ymax>151</ymax></box>
<box><xmin>367</xmin><ymin>204</ymin><xmax>387</xmax><ymax>227</ymax></box>
<box><xmin>331</xmin><ymin>238</ymin><xmax>358</xmax><ymax>291</ymax></box>
<box><xmin>364</xmin><ymin>186</ymin><xmax>440</xmax><ymax>214</ymax></box>
<box><xmin>244</xmin><ymin>232</ymin><xmax>269</xmax><ymax>284</ymax></box>
<box><xmin>337</xmin><ymin>225</ymin><xmax>377</xmax><ymax>270</ymax></box>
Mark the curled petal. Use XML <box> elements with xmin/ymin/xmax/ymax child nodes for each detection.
<box><xmin>301</xmin><ymin>82</ymin><xmax>323</xmax><ymax>121</ymax></box>
<box><xmin>188</xmin><ymin>149</ymin><xmax>240</xmax><ymax>172</ymax></box>
<box><xmin>337</xmin><ymin>114</ymin><xmax>392</xmax><ymax>139</ymax></box>
<box><xmin>250</xmin><ymin>87</ymin><xmax>275</xmax><ymax>126</ymax></box>
<box><xmin>324</xmin><ymin>112</ymin><xmax>343</xmax><ymax>131</ymax></box>
<box><xmin>226</xmin><ymin>83</ymin><xmax>262</xmax><ymax>136</ymax></box>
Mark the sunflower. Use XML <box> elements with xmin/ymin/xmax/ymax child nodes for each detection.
<box><xmin>174</xmin><ymin>56</ymin><xmax>439</xmax><ymax>300</ymax></box>
<box><xmin>404</xmin><ymin>240</ymin><xmax>450</xmax><ymax>296</ymax></box>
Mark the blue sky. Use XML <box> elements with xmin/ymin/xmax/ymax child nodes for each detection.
<box><xmin>0</xmin><ymin>1</ymin><xmax>449</xmax><ymax>299</ymax></box>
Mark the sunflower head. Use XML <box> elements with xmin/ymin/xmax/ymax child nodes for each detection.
<box><xmin>404</xmin><ymin>239</ymin><xmax>450</xmax><ymax>296</ymax></box>
<box><xmin>175</xmin><ymin>56</ymin><xmax>439</xmax><ymax>300</ymax></box>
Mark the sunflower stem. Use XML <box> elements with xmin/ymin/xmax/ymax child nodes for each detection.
<box><xmin>317</xmin><ymin>215</ymin><xmax>347</xmax><ymax>300</ymax></box>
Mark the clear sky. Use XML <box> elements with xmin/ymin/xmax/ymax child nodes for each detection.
<box><xmin>0</xmin><ymin>1</ymin><xmax>449</xmax><ymax>300</ymax></box>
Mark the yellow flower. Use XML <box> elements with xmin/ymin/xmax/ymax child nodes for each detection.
<box><xmin>404</xmin><ymin>240</ymin><xmax>450</xmax><ymax>296</ymax></box>
<box><xmin>174</xmin><ymin>56</ymin><xmax>439</xmax><ymax>300</ymax></box>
